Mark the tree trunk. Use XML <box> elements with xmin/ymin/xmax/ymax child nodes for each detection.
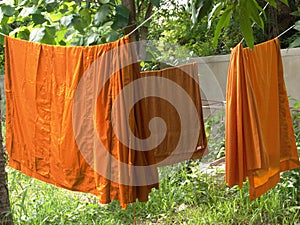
<box><xmin>121</xmin><ymin>0</ymin><xmax>154</xmax><ymax>60</ymax></box>
<box><xmin>258</xmin><ymin>0</ymin><xmax>299</xmax><ymax>47</ymax></box>
<box><xmin>122</xmin><ymin>0</ymin><xmax>139</xmax><ymax>41</ymax></box>
<box><xmin>0</xmin><ymin>87</ymin><xmax>13</xmax><ymax>225</ymax></box>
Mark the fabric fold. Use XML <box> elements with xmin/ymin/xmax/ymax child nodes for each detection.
<box><xmin>226</xmin><ymin>38</ymin><xmax>300</xmax><ymax>200</ymax></box>
<box><xmin>5</xmin><ymin>36</ymin><xmax>158</xmax><ymax>209</ymax></box>
<box><xmin>140</xmin><ymin>63</ymin><xmax>207</xmax><ymax>166</ymax></box>
<box><xmin>5</xmin><ymin>36</ymin><xmax>207</xmax><ymax>209</ymax></box>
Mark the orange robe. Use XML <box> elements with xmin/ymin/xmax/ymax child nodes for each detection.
<box><xmin>140</xmin><ymin>63</ymin><xmax>207</xmax><ymax>166</ymax></box>
<box><xmin>226</xmin><ymin>38</ymin><xmax>300</xmax><ymax>200</ymax></box>
<box><xmin>5</xmin><ymin>36</ymin><xmax>158</xmax><ymax>209</ymax></box>
<box><xmin>5</xmin><ymin>36</ymin><xmax>207</xmax><ymax>208</ymax></box>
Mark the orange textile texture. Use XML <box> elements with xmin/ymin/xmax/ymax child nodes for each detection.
<box><xmin>5</xmin><ymin>36</ymin><xmax>207</xmax><ymax>208</ymax></box>
<box><xmin>226</xmin><ymin>38</ymin><xmax>300</xmax><ymax>200</ymax></box>
<box><xmin>140</xmin><ymin>63</ymin><xmax>207</xmax><ymax>166</ymax></box>
<box><xmin>5</xmin><ymin>35</ymin><xmax>158</xmax><ymax>209</ymax></box>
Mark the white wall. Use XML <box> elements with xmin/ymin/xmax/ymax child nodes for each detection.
<box><xmin>197</xmin><ymin>47</ymin><xmax>300</xmax><ymax>103</ymax></box>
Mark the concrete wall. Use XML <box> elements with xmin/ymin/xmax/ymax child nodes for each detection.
<box><xmin>197</xmin><ymin>47</ymin><xmax>300</xmax><ymax>102</ymax></box>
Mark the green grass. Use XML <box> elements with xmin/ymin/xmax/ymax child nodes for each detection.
<box><xmin>7</xmin><ymin>161</ymin><xmax>300</xmax><ymax>225</ymax></box>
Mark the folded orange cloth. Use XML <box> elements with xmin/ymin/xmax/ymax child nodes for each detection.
<box><xmin>140</xmin><ymin>63</ymin><xmax>207</xmax><ymax>166</ymax></box>
<box><xmin>226</xmin><ymin>38</ymin><xmax>300</xmax><ymax>200</ymax></box>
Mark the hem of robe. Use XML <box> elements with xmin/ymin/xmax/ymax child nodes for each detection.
<box><xmin>248</xmin><ymin>172</ymin><xmax>279</xmax><ymax>201</ymax></box>
<box><xmin>9</xmin><ymin>159</ymin><xmax>159</xmax><ymax>210</ymax></box>
<box><xmin>280</xmin><ymin>158</ymin><xmax>300</xmax><ymax>172</ymax></box>
<box><xmin>8</xmin><ymin>160</ymin><xmax>98</xmax><ymax>194</ymax></box>
<box><xmin>99</xmin><ymin>183</ymin><xmax>159</xmax><ymax>210</ymax></box>
<box><xmin>248</xmin><ymin>157</ymin><xmax>300</xmax><ymax>200</ymax></box>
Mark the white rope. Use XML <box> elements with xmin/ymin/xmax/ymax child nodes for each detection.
<box><xmin>277</xmin><ymin>24</ymin><xmax>296</xmax><ymax>39</ymax></box>
<box><xmin>127</xmin><ymin>9</ymin><xmax>161</xmax><ymax>37</ymax></box>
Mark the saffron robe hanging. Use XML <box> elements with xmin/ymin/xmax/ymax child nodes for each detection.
<box><xmin>226</xmin><ymin>38</ymin><xmax>300</xmax><ymax>200</ymax></box>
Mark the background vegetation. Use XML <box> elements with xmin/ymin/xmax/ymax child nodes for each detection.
<box><xmin>0</xmin><ymin>0</ymin><xmax>300</xmax><ymax>224</ymax></box>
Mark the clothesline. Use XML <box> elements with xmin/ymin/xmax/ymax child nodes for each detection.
<box><xmin>278</xmin><ymin>24</ymin><xmax>296</xmax><ymax>38</ymax></box>
<box><xmin>127</xmin><ymin>8</ymin><xmax>162</xmax><ymax>37</ymax></box>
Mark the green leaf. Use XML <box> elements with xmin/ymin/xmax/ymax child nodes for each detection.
<box><xmin>0</xmin><ymin>15</ymin><xmax>10</xmax><ymax>34</ymax></box>
<box><xmin>18</xmin><ymin>0</ymin><xmax>30</xmax><ymax>6</ymax></box>
<box><xmin>197</xmin><ymin>0</ymin><xmax>213</xmax><ymax>22</ymax></box>
<box><xmin>246</xmin><ymin>0</ymin><xmax>264</xmax><ymax>29</ymax></box>
<box><xmin>112</xmin><ymin>5</ymin><xmax>130</xmax><ymax>29</ymax></box>
<box><xmin>59</xmin><ymin>3</ymin><xmax>70</xmax><ymax>14</ymax></box>
<box><xmin>290</xmin><ymin>10</ymin><xmax>300</xmax><ymax>17</ymax></box>
<box><xmin>1</xmin><ymin>4</ymin><xmax>15</xmax><ymax>16</ymax></box>
<box><xmin>289</xmin><ymin>37</ymin><xmax>300</xmax><ymax>48</ymax></box>
<box><xmin>150</xmin><ymin>0</ymin><xmax>160</xmax><ymax>8</ymax></box>
<box><xmin>60</xmin><ymin>14</ymin><xmax>74</xmax><ymax>27</ymax></box>
<box><xmin>45</xmin><ymin>0</ymin><xmax>55</xmax><ymax>3</ymax></box>
<box><xmin>0</xmin><ymin>35</ymin><xmax>4</xmax><ymax>45</ymax></box>
<box><xmin>73</xmin><ymin>17</ymin><xmax>85</xmax><ymax>33</ymax></box>
<box><xmin>87</xmin><ymin>33</ymin><xmax>99</xmax><ymax>45</ymax></box>
<box><xmin>115</xmin><ymin>5</ymin><xmax>130</xmax><ymax>20</ymax></box>
<box><xmin>240</xmin><ymin>7</ymin><xmax>254</xmax><ymax>49</ymax></box>
<box><xmin>29</xmin><ymin>27</ymin><xmax>45</xmax><ymax>42</ymax></box>
<box><xmin>279</xmin><ymin>0</ymin><xmax>289</xmax><ymax>6</ymax></box>
<box><xmin>111</xmin><ymin>18</ymin><xmax>128</xmax><ymax>30</ymax></box>
<box><xmin>191</xmin><ymin>0</ymin><xmax>205</xmax><ymax>24</ymax></box>
<box><xmin>79</xmin><ymin>8</ymin><xmax>91</xmax><ymax>27</ymax></box>
<box><xmin>17</xmin><ymin>28</ymin><xmax>30</xmax><ymax>40</ymax></box>
<box><xmin>212</xmin><ymin>5</ymin><xmax>233</xmax><ymax>48</ymax></box>
<box><xmin>55</xmin><ymin>28</ymin><xmax>67</xmax><ymax>42</ymax></box>
<box><xmin>265</xmin><ymin>0</ymin><xmax>277</xmax><ymax>8</ymax></box>
<box><xmin>0</xmin><ymin>9</ymin><xmax>3</xmax><ymax>23</ymax></box>
<box><xmin>73</xmin><ymin>11</ymin><xmax>91</xmax><ymax>33</ymax></box>
<box><xmin>94</xmin><ymin>5</ymin><xmax>110</xmax><ymax>25</ymax></box>
<box><xmin>293</xmin><ymin>20</ymin><xmax>300</xmax><ymax>31</ymax></box>
<box><xmin>294</xmin><ymin>102</ymin><xmax>300</xmax><ymax>109</ymax></box>
<box><xmin>105</xmin><ymin>30</ymin><xmax>119</xmax><ymax>42</ymax></box>
<box><xmin>32</xmin><ymin>13</ymin><xmax>47</xmax><ymax>24</ymax></box>
<box><xmin>41</xmin><ymin>25</ymin><xmax>56</xmax><ymax>44</ymax></box>
<box><xmin>45</xmin><ymin>0</ymin><xmax>59</xmax><ymax>13</ymax></box>
<box><xmin>19</xmin><ymin>6</ymin><xmax>37</xmax><ymax>17</ymax></box>
<box><xmin>208</xmin><ymin>3</ymin><xmax>222</xmax><ymax>29</ymax></box>
<box><xmin>191</xmin><ymin>2</ymin><xmax>198</xmax><ymax>24</ymax></box>
<box><xmin>99</xmin><ymin>0</ymin><xmax>110</xmax><ymax>4</ymax></box>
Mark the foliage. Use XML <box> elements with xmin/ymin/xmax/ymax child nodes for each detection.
<box><xmin>0</xmin><ymin>0</ymin><xmax>295</xmax><ymax>51</ymax></box>
<box><xmin>148</xmin><ymin>1</ymin><xmax>219</xmax><ymax>58</ymax></box>
<box><xmin>147</xmin><ymin>0</ymin><xmax>297</xmax><ymax>60</ymax></box>
<box><xmin>188</xmin><ymin>0</ymin><xmax>289</xmax><ymax>49</ymax></box>
<box><xmin>289</xmin><ymin>20</ymin><xmax>300</xmax><ymax>48</ymax></box>
<box><xmin>291</xmin><ymin>99</ymin><xmax>300</xmax><ymax>153</ymax></box>
<box><xmin>0</xmin><ymin>0</ymin><xmax>132</xmax><ymax>46</ymax></box>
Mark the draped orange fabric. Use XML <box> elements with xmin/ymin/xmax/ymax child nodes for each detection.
<box><xmin>140</xmin><ymin>64</ymin><xmax>207</xmax><ymax>166</ymax></box>
<box><xmin>5</xmin><ymin>36</ymin><xmax>158</xmax><ymax>209</ymax></box>
<box><xmin>226</xmin><ymin>38</ymin><xmax>300</xmax><ymax>200</ymax></box>
<box><xmin>5</xmin><ymin>36</ymin><xmax>207</xmax><ymax>208</ymax></box>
